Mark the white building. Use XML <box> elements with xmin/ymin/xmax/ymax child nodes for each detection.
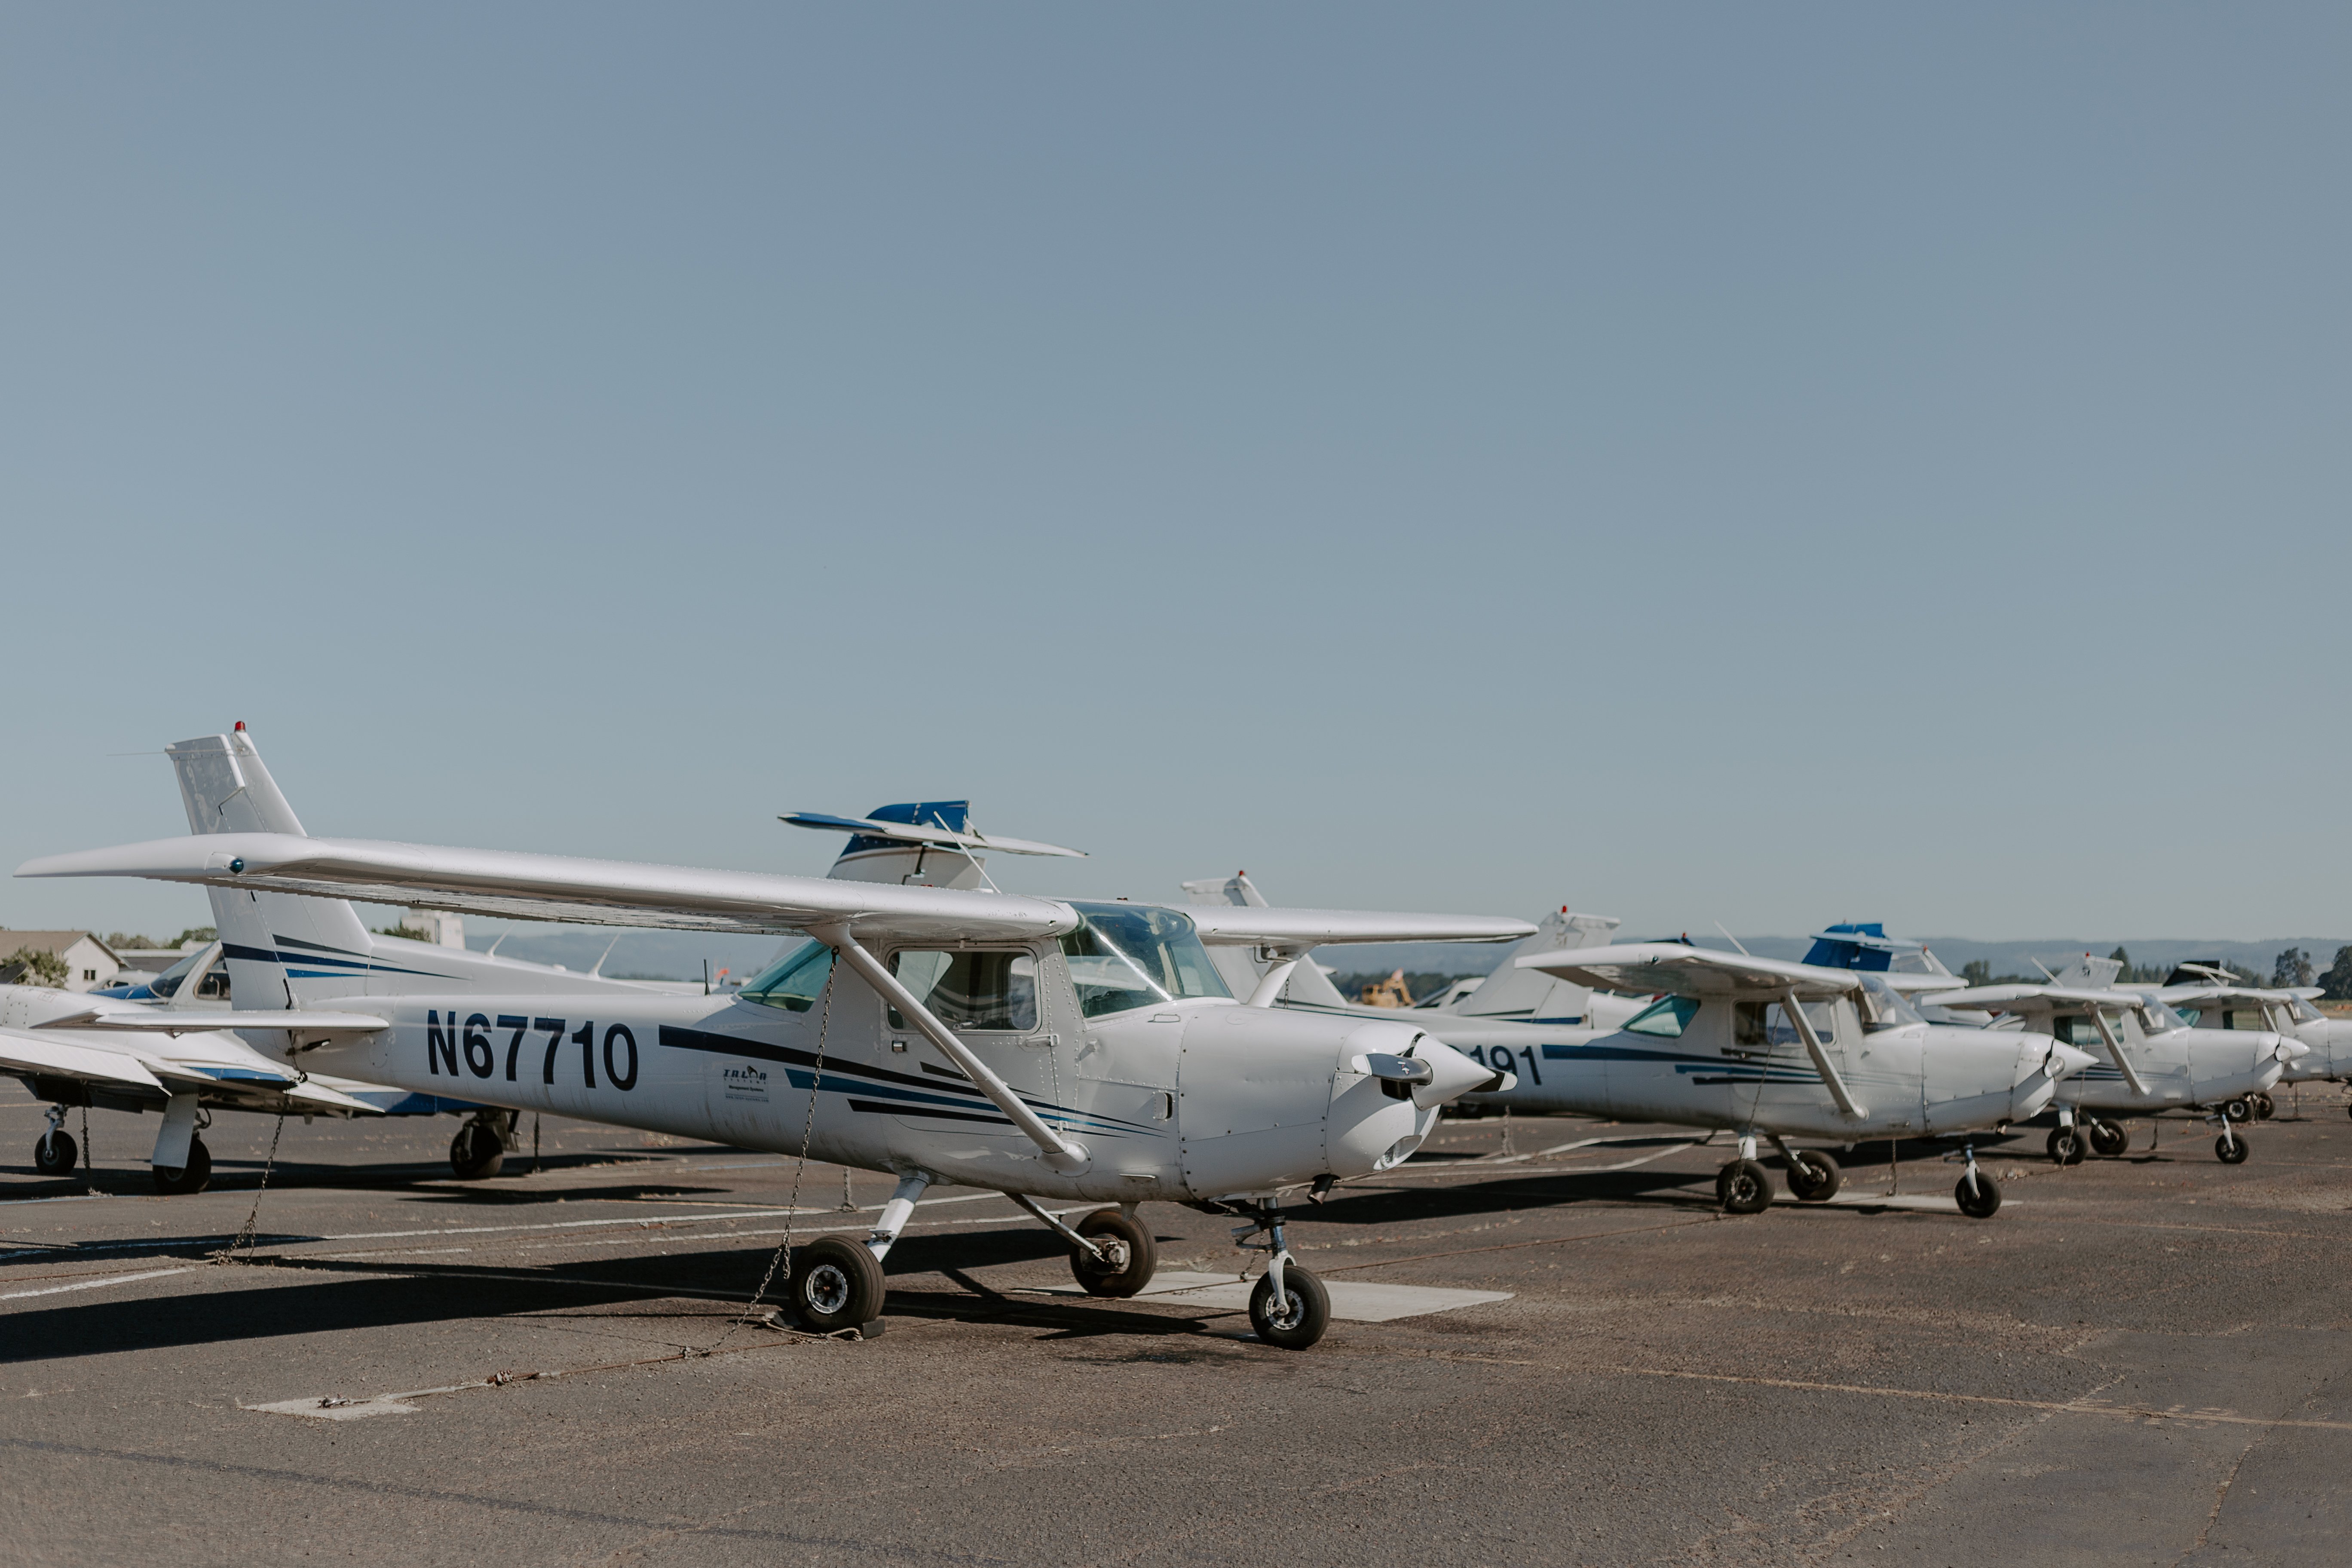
<box><xmin>0</xmin><ymin>931</ymin><xmax>125</xmax><ymax>992</ymax></box>
<box><xmin>398</xmin><ymin>910</ymin><xmax>467</xmax><ymax>948</ymax></box>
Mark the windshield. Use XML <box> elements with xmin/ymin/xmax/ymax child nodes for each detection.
<box><xmin>1856</xmin><ymin>975</ymin><xmax>1924</xmax><ymax>1031</ymax></box>
<box><xmin>739</xmin><ymin>940</ymin><xmax>835</xmax><ymax>1012</ymax></box>
<box><xmin>2290</xmin><ymin>998</ymin><xmax>2324</xmax><ymax>1023</ymax></box>
<box><xmin>2138</xmin><ymin>998</ymin><xmax>2190</xmax><ymax>1035</ymax></box>
<box><xmin>1060</xmin><ymin>903</ymin><xmax>1230</xmax><ymax>1017</ymax></box>
<box><xmin>144</xmin><ymin>949</ymin><xmax>227</xmax><ymax>1001</ymax></box>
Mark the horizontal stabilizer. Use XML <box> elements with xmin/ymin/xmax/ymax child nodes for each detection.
<box><xmin>1520</xmin><ymin>943</ymin><xmax>1866</xmax><ymax>1001</ymax></box>
<box><xmin>18</xmin><ymin>832</ymin><xmax>1078</xmax><ymax>946</ymax></box>
<box><xmin>1188</xmin><ymin>907</ymin><xmax>1535</xmax><ymax>950</ymax></box>
<box><xmin>0</xmin><ymin>1030</ymin><xmax>168</xmax><ymax>1091</ymax></box>
<box><xmin>37</xmin><ymin>1008</ymin><xmax>390</xmax><ymax>1036</ymax></box>
<box><xmin>781</xmin><ymin>812</ymin><xmax>1087</xmax><ymax>858</ymax></box>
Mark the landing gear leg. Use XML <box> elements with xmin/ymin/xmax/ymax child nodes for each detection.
<box><xmin>865</xmin><ymin>1172</ymin><xmax>931</xmax><ymax>1262</ymax></box>
<box><xmin>33</xmin><ymin>1105</ymin><xmax>78</xmax><ymax>1176</ymax></box>
<box><xmin>1232</xmin><ymin>1198</ymin><xmax>1329</xmax><ymax>1350</ymax></box>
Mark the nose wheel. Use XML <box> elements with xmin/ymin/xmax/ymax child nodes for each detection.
<box><xmin>2046</xmin><ymin>1126</ymin><xmax>2087</xmax><ymax>1165</ymax></box>
<box><xmin>1229</xmin><ymin>1199</ymin><xmax>1329</xmax><ymax>1350</ymax></box>
<box><xmin>34</xmin><ymin>1107</ymin><xmax>77</xmax><ymax>1176</ymax></box>
<box><xmin>2085</xmin><ymin>1118</ymin><xmax>2130</xmax><ymax>1158</ymax></box>
<box><xmin>1953</xmin><ymin>1145</ymin><xmax>2001</xmax><ymax>1219</ymax></box>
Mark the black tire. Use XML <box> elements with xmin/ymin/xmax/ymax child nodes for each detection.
<box><xmin>33</xmin><ymin>1129</ymin><xmax>77</xmax><ymax>1176</ymax></box>
<box><xmin>1717</xmin><ymin>1158</ymin><xmax>1774</xmax><ymax>1215</ymax></box>
<box><xmin>153</xmin><ymin>1137</ymin><xmax>212</xmax><ymax>1196</ymax></box>
<box><xmin>2251</xmin><ymin>1093</ymin><xmax>2275</xmax><ymax>1121</ymax></box>
<box><xmin>2222</xmin><ymin>1098</ymin><xmax>2252</xmax><ymax>1123</ymax></box>
<box><xmin>1248</xmin><ymin>1265</ymin><xmax>1330</xmax><ymax>1351</ymax></box>
<box><xmin>789</xmin><ymin>1236</ymin><xmax>887</xmax><ymax>1333</ymax></box>
<box><xmin>1785</xmin><ymin>1149</ymin><xmax>1841</xmax><ymax>1202</ymax></box>
<box><xmin>2046</xmin><ymin>1127</ymin><xmax>2086</xmax><ymax>1165</ymax></box>
<box><xmin>1954</xmin><ymin>1170</ymin><xmax>2003</xmax><ymax>1219</ymax></box>
<box><xmin>450</xmin><ymin>1121</ymin><xmax>505</xmax><ymax>1180</ymax></box>
<box><xmin>1069</xmin><ymin>1208</ymin><xmax>1157</xmax><ymax>1297</ymax></box>
<box><xmin>2087</xmin><ymin>1119</ymin><xmax>2130</xmax><ymax>1158</ymax></box>
<box><xmin>2215</xmin><ymin>1133</ymin><xmax>2251</xmax><ymax>1165</ymax></box>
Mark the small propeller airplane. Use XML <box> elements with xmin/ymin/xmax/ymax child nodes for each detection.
<box><xmin>15</xmin><ymin>728</ymin><xmax>1533</xmax><ymax>1349</ymax></box>
<box><xmin>0</xmin><ymin>734</ymin><xmax>703</xmax><ymax>1193</ymax></box>
<box><xmin>2148</xmin><ymin>969</ymin><xmax>2349</xmax><ymax>1113</ymax></box>
<box><xmin>1179</xmin><ymin>879</ymin><xmax>2094</xmax><ymax>1218</ymax></box>
<box><xmin>1911</xmin><ymin>954</ymin><xmax>2306</xmax><ymax>1165</ymax></box>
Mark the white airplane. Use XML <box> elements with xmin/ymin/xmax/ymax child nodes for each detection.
<box><xmin>1914</xmin><ymin>956</ymin><xmax>2303</xmax><ymax>1165</ymax></box>
<box><xmin>17</xmin><ymin>728</ymin><xmax>1534</xmax><ymax>1348</ymax></box>
<box><xmin>0</xmin><ymin>958</ymin><xmax>394</xmax><ymax>1191</ymax></box>
<box><xmin>1179</xmin><ymin>877</ymin><xmax>2092</xmax><ymax>1218</ymax></box>
<box><xmin>2154</xmin><ymin>974</ymin><xmax>2349</xmax><ymax>1110</ymax></box>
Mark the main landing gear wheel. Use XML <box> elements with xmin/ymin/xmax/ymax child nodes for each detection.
<box><xmin>1067</xmin><ymin>1208</ymin><xmax>1157</xmax><ymax>1297</ymax></box>
<box><xmin>1785</xmin><ymin>1150</ymin><xmax>1841</xmax><ymax>1202</ymax></box>
<box><xmin>2046</xmin><ymin>1127</ymin><xmax>2087</xmax><ymax>1165</ymax></box>
<box><xmin>790</xmin><ymin>1235</ymin><xmax>886</xmax><ymax>1334</ymax></box>
<box><xmin>33</xmin><ymin>1129</ymin><xmax>78</xmax><ymax>1176</ymax></box>
<box><xmin>2215</xmin><ymin>1134</ymin><xmax>2251</xmax><ymax>1165</ymax></box>
<box><xmin>1717</xmin><ymin>1158</ymin><xmax>1773</xmax><ymax>1215</ymax></box>
<box><xmin>2222</xmin><ymin>1098</ymin><xmax>2252</xmax><ymax>1123</ymax></box>
<box><xmin>2086</xmin><ymin>1119</ymin><xmax>2130</xmax><ymax>1158</ymax></box>
<box><xmin>2251</xmin><ymin>1093</ymin><xmax>2275</xmax><ymax>1121</ymax></box>
<box><xmin>1249</xmin><ymin>1266</ymin><xmax>1330</xmax><ymax>1351</ymax></box>
<box><xmin>1954</xmin><ymin>1170</ymin><xmax>2003</xmax><ymax>1219</ymax></box>
<box><xmin>449</xmin><ymin>1119</ymin><xmax>505</xmax><ymax>1180</ymax></box>
<box><xmin>153</xmin><ymin>1137</ymin><xmax>212</xmax><ymax>1196</ymax></box>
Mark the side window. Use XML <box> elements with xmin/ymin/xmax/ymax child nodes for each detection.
<box><xmin>1623</xmin><ymin>995</ymin><xmax>1699</xmax><ymax>1038</ymax></box>
<box><xmin>1733</xmin><ymin>1001</ymin><xmax>1835</xmax><ymax>1047</ymax></box>
<box><xmin>887</xmin><ymin>950</ymin><xmax>1038</xmax><ymax>1032</ymax></box>
<box><xmin>2174</xmin><ymin>1008</ymin><xmax>2203</xmax><ymax>1027</ymax></box>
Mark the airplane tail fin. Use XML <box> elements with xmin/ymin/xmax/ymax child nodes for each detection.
<box><xmin>168</xmin><ymin>728</ymin><xmax>374</xmax><ymax>1002</ymax></box>
<box><xmin>2047</xmin><ymin>952</ymin><xmax>2125</xmax><ymax>989</ymax></box>
<box><xmin>1450</xmin><ymin>907</ymin><xmax>1622</xmax><ymax>1021</ymax></box>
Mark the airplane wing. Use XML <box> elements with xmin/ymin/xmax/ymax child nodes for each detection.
<box><xmin>18</xmin><ymin>832</ymin><xmax>1078</xmax><ymax>945</ymax></box>
<box><xmin>779</xmin><ymin>812</ymin><xmax>1087</xmax><ymax>859</ymax></box>
<box><xmin>1518</xmin><ymin>943</ymin><xmax>1864</xmax><ymax>1001</ymax></box>
<box><xmin>35</xmin><ymin>1008</ymin><xmax>390</xmax><ymax>1035</ymax></box>
<box><xmin>1186</xmin><ymin>908</ymin><xmax>1535</xmax><ymax>949</ymax></box>
<box><xmin>0</xmin><ymin>1030</ymin><xmax>168</xmax><ymax>1091</ymax></box>
<box><xmin>1913</xmin><ymin>983</ymin><xmax>2134</xmax><ymax>1009</ymax></box>
<box><xmin>1879</xmin><ymin>973</ymin><xmax>1970</xmax><ymax>995</ymax></box>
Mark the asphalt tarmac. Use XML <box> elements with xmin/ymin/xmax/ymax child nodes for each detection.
<box><xmin>5</xmin><ymin>1081</ymin><xmax>2351</xmax><ymax>1567</ymax></box>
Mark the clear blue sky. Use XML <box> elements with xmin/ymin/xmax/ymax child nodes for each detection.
<box><xmin>3</xmin><ymin>6</ymin><xmax>2345</xmax><ymax>942</ymax></box>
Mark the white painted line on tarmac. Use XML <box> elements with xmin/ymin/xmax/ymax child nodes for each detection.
<box><xmin>1023</xmin><ymin>1271</ymin><xmax>1515</xmax><ymax>1322</ymax></box>
<box><xmin>0</xmin><ymin>1192</ymin><xmax>111</xmax><ymax>1207</ymax></box>
<box><xmin>0</xmin><ymin>1267</ymin><xmax>190</xmax><ymax>1302</ymax></box>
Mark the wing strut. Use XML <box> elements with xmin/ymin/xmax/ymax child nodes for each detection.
<box><xmin>1783</xmin><ymin>987</ymin><xmax>1867</xmax><ymax>1118</ymax></box>
<box><xmin>2088</xmin><ymin>1008</ymin><xmax>2150</xmax><ymax>1097</ymax></box>
<box><xmin>816</xmin><ymin>928</ymin><xmax>1090</xmax><ymax>1174</ymax></box>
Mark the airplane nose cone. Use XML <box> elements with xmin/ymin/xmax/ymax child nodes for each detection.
<box><xmin>2049</xmin><ymin>1044</ymin><xmax>2100</xmax><ymax>1080</ymax></box>
<box><xmin>1409</xmin><ymin>1035</ymin><xmax>1513</xmax><ymax>1108</ymax></box>
<box><xmin>2277</xmin><ymin>1036</ymin><xmax>2309</xmax><ymax>1063</ymax></box>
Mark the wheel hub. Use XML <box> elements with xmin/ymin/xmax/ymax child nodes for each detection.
<box><xmin>804</xmin><ymin>1263</ymin><xmax>851</xmax><ymax>1317</ymax></box>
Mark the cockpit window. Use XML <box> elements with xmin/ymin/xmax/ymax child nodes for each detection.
<box><xmin>740</xmin><ymin>940</ymin><xmax>835</xmax><ymax>1012</ymax></box>
<box><xmin>145</xmin><ymin>950</ymin><xmax>229</xmax><ymax>1001</ymax></box>
<box><xmin>2138</xmin><ymin>998</ymin><xmax>2190</xmax><ymax>1035</ymax></box>
<box><xmin>1060</xmin><ymin>903</ymin><xmax>1231</xmax><ymax>1018</ymax></box>
<box><xmin>1857</xmin><ymin>975</ymin><xmax>1924</xmax><ymax>1031</ymax></box>
<box><xmin>2290</xmin><ymin>998</ymin><xmax>2324</xmax><ymax>1023</ymax></box>
<box><xmin>1623</xmin><ymin>995</ymin><xmax>1699</xmax><ymax>1038</ymax></box>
